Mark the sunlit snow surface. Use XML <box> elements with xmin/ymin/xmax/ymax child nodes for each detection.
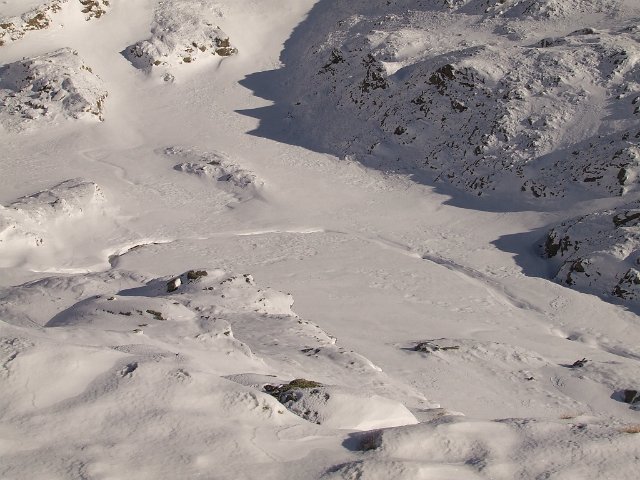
<box><xmin>1</xmin><ymin>0</ymin><xmax>639</xmax><ymax>479</ymax></box>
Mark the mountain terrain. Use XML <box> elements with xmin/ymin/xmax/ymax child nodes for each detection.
<box><xmin>1</xmin><ymin>1</ymin><xmax>639</xmax><ymax>479</ymax></box>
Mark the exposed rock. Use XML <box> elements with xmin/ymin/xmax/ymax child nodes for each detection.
<box><xmin>78</xmin><ymin>0</ymin><xmax>110</xmax><ymax>20</ymax></box>
<box><xmin>614</xmin><ymin>389</ymin><xmax>640</xmax><ymax>409</ymax></box>
<box><xmin>413</xmin><ymin>340</ymin><xmax>460</xmax><ymax>353</ymax></box>
<box><xmin>264</xmin><ymin>380</ymin><xmax>417</xmax><ymax>429</ymax></box>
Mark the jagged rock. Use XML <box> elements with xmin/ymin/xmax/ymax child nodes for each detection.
<box><xmin>570</xmin><ymin>358</ymin><xmax>588</xmax><ymax>368</ymax></box>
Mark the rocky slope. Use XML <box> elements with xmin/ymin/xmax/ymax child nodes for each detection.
<box><xmin>277</xmin><ymin>0</ymin><xmax>640</xmax><ymax>200</ymax></box>
<box><xmin>543</xmin><ymin>200</ymin><xmax>640</xmax><ymax>305</ymax></box>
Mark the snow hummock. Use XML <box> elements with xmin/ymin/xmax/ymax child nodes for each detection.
<box><xmin>328</xmin><ymin>415</ymin><xmax>640</xmax><ymax>479</ymax></box>
<box><xmin>0</xmin><ymin>48</ymin><xmax>107</xmax><ymax>129</ymax></box>
<box><xmin>0</xmin><ymin>178</ymin><xmax>105</xmax><ymax>261</ymax></box>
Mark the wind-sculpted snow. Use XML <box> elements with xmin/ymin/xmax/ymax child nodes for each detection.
<box><xmin>326</xmin><ymin>416</ymin><xmax>640</xmax><ymax>479</ymax></box>
<box><xmin>0</xmin><ymin>178</ymin><xmax>134</xmax><ymax>272</ymax></box>
<box><xmin>0</xmin><ymin>267</ymin><xmax>422</xmax><ymax>477</ymax></box>
<box><xmin>227</xmin><ymin>374</ymin><xmax>417</xmax><ymax>430</ymax></box>
<box><xmin>543</xmin><ymin>200</ymin><xmax>640</xmax><ymax>304</ymax></box>
<box><xmin>0</xmin><ymin>179</ymin><xmax>105</xmax><ymax>261</ymax></box>
<box><xmin>0</xmin><ymin>48</ymin><xmax>107</xmax><ymax>129</ymax></box>
<box><xmin>3</xmin><ymin>0</ymin><xmax>640</xmax><ymax>477</ymax></box>
<box><xmin>282</xmin><ymin>1</ymin><xmax>640</xmax><ymax>201</ymax></box>
<box><xmin>43</xmin><ymin>268</ymin><xmax>388</xmax><ymax>387</ymax></box>
<box><xmin>122</xmin><ymin>0</ymin><xmax>237</xmax><ymax>81</ymax></box>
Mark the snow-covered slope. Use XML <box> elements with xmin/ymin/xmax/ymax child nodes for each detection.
<box><xmin>272</xmin><ymin>0</ymin><xmax>640</xmax><ymax>200</ymax></box>
<box><xmin>1</xmin><ymin>0</ymin><xmax>640</xmax><ymax>478</ymax></box>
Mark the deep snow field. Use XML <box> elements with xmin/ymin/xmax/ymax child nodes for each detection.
<box><xmin>1</xmin><ymin>1</ymin><xmax>639</xmax><ymax>479</ymax></box>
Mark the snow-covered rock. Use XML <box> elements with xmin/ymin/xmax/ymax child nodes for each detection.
<box><xmin>0</xmin><ymin>0</ymin><xmax>66</xmax><ymax>46</ymax></box>
<box><xmin>267</xmin><ymin>379</ymin><xmax>417</xmax><ymax>430</ymax></box>
<box><xmin>0</xmin><ymin>48</ymin><xmax>107</xmax><ymax>129</ymax></box>
<box><xmin>0</xmin><ymin>0</ymin><xmax>111</xmax><ymax>46</ymax></box>
<box><xmin>278</xmin><ymin>0</ymin><xmax>640</xmax><ymax>201</ymax></box>
<box><xmin>542</xmin><ymin>200</ymin><xmax>640</xmax><ymax>303</ymax></box>
<box><xmin>122</xmin><ymin>0</ymin><xmax>237</xmax><ymax>80</ymax></box>
<box><xmin>165</xmin><ymin>146</ymin><xmax>260</xmax><ymax>190</ymax></box>
<box><xmin>227</xmin><ymin>375</ymin><xmax>417</xmax><ymax>430</ymax></box>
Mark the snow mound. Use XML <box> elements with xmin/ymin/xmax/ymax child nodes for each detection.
<box><xmin>543</xmin><ymin>200</ymin><xmax>640</xmax><ymax>304</ymax></box>
<box><xmin>165</xmin><ymin>146</ymin><xmax>261</xmax><ymax>192</ymax></box>
<box><xmin>154</xmin><ymin>270</ymin><xmax>384</xmax><ymax>381</ymax></box>
<box><xmin>227</xmin><ymin>375</ymin><xmax>417</xmax><ymax>430</ymax></box>
<box><xmin>0</xmin><ymin>48</ymin><xmax>107</xmax><ymax>130</ymax></box>
<box><xmin>3</xmin><ymin>267</ymin><xmax>402</xmax><ymax>422</ymax></box>
<box><xmin>0</xmin><ymin>178</ymin><xmax>135</xmax><ymax>271</ymax></box>
<box><xmin>122</xmin><ymin>0</ymin><xmax>237</xmax><ymax>80</ymax></box>
<box><xmin>280</xmin><ymin>2</ymin><xmax>640</xmax><ymax>202</ymax></box>
<box><xmin>0</xmin><ymin>0</ymin><xmax>111</xmax><ymax>46</ymax></box>
<box><xmin>0</xmin><ymin>270</ymin><xmax>144</xmax><ymax>328</ymax></box>
<box><xmin>327</xmin><ymin>416</ymin><xmax>640</xmax><ymax>479</ymax></box>
<box><xmin>41</xmin><ymin>269</ymin><xmax>383</xmax><ymax>382</ymax></box>
<box><xmin>0</xmin><ymin>179</ymin><xmax>105</xmax><ymax>263</ymax></box>
<box><xmin>270</xmin><ymin>382</ymin><xmax>417</xmax><ymax>430</ymax></box>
